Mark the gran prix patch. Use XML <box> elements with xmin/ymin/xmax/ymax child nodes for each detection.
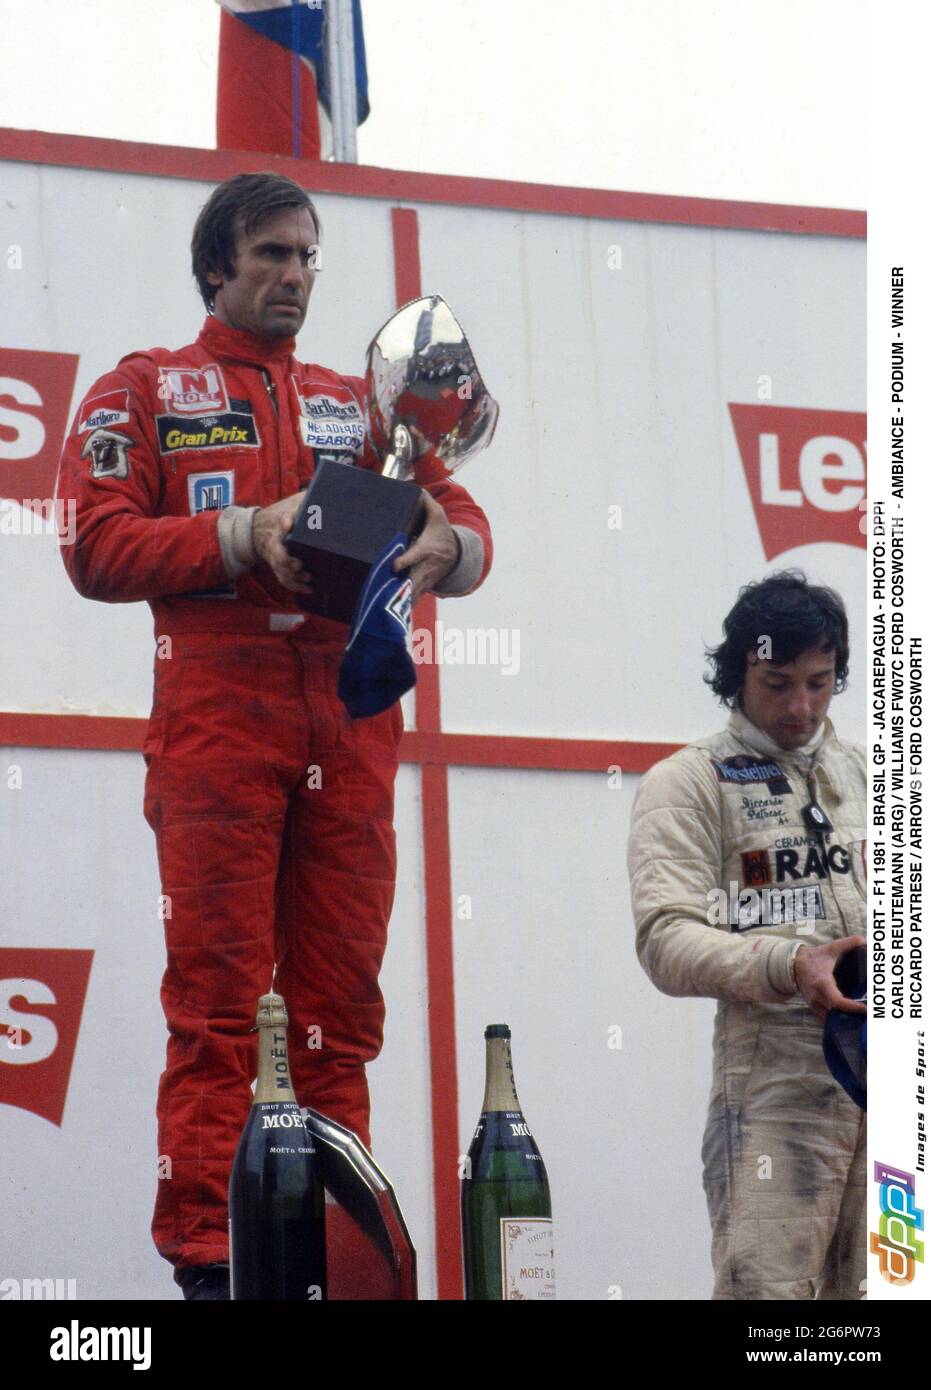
<box><xmin>730</xmin><ymin>885</ymin><xmax>826</xmax><ymax>930</ymax></box>
<box><xmin>712</xmin><ymin>754</ymin><xmax>792</xmax><ymax>796</ymax></box>
<box><xmin>157</xmin><ymin>364</ymin><xmax>230</xmax><ymax>416</ymax></box>
<box><xmin>293</xmin><ymin>385</ymin><xmax>365</xmax><ymax>452</ymax></box>
<box><xmin>157</xmin><ymin>400</ymin><xmax>260</xmax><ymax>455</ymax></box>
<box><xmin>80</xmin><ymin>428</ymin><xmax>134</xmax><ymax>479</ymax></box>
<box><xmin>77</xmin><ymin>389</ymin><xmax>130</xmax><ymax>433</ymax></box>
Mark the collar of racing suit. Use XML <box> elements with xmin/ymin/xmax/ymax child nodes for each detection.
<box><xmin>728</xmin><ymin>705</ymin><xmax>844</xmax><ymax>815</ymax></box>
<box><xmin>728</xmin><ymin>705</ymin><xmax>830</xmax><ymax>771</ymax></box>
<box><xmin>197</xmin><ymin>314</ymin><xmax>297</xmax><ymax>366</ymax></box>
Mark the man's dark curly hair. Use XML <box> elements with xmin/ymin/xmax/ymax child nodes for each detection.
<box><xmin>191</xmin><ymin>172</ymin><xmax>321</xmax><ymax>312</ymax></box>
<box><xmin>705</xmin><ymin>570</ymin><xmax>850</xmax><ymax>707</ymax></box>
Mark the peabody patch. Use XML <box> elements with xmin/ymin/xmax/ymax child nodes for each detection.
<box><xmin>293</xmin><ymin>385</ymin><xmax>365</xmax><ymax>451</ymax></box>
<box><xmin>712</xmin><ymin>754</ymin><xmax>792</xmax><ymax>796</ymax></box>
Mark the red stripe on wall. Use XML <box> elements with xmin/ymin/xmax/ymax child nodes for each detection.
<box><xmin>391</xmin><ymin>206</ymin><xmax>463</xmax><ymax>1300</ymax></box>
<box><xmin>0</xmin><ymin>129</ymin><xmax>866</xmax><ymax>237</ymax></box>
<box><xmin>0</xmin><ymin>711</ymin><xmax>680</xmax><ymax>772</ymax></box>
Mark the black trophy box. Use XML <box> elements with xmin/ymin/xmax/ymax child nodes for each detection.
<box><xmin>285</xmin><ymin>459</ymin><xmax>424</xmax><ymax>624</ymax></box>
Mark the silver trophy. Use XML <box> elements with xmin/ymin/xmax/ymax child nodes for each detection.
<box><xmin>287</xmin><ymin>295</ymin><xmax>498</xmax><ymax>624</ymax></box>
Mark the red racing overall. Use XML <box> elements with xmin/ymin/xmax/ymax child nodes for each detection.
<box><xmin>57</xmin><ymin>315</ymin><xmax>492</xmax><ymax>1274</ymax></box>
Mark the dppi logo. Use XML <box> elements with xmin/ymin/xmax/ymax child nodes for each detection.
<box><xmin>0</xmin><ymin>949</ymin><xmax>94</xmax><ymax>1126</ymax></box>
<box><xmin>729</xmin><ymin>404</ymin><xmax>866</xmax><ymax>560</ymax></box>
<box><xmin>870</xmin><ymin>1162</ymin><xmax>925</xmax><ymax>1285</ymax></box>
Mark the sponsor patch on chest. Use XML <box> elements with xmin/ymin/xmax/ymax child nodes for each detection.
<box><xmin>157</xmin><ymin>365</ymin><xmax>229</xmax><ymax>416</ymax></box>
<box><xmin>183</xmin><ymin>471</ymin><xmax>236</xmax><ymax>599</ymax></box>
<box><xmin>711</xmin><ymin>754</ymin><xmax>792</xmax><ymax>796</ymax></box>
<box><xmin>157</xmin><ymin>398</ymin><xmax>260</xmax><ymax>454</ymax></box>
<box><xmin>293</xmin><ymin>384</ymin><xmax>365</xmax><ymax>451</ymax></box>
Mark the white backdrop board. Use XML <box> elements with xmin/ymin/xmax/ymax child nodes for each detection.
<box><xmin>0</xmin><ymin>146</ymin><xmax>864</xmax><ymax>1301</ymax></box>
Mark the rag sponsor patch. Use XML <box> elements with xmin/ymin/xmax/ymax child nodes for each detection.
<box><xmin>77</xmin><ymin>389</ymin><xmax>130</xmax><ymax>433</ymax></box>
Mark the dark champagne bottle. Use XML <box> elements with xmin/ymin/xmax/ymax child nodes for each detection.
<box><xmin>229</xmin><ymin>992</ymin><xmax>327</xmax><ymax>1300</ymax></box>
<box><xmin>461</xmin><ymin>1024</ymin><xmax>555</xmax><ymax>1300</ymax></box>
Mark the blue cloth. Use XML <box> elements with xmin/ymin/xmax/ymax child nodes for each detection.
<box><xmin>822</xmin><ymin>945</ymin><xmax>867</xmax><ymax>1111</ymax></box>
<box><xmin>338</xmin><ymin>535</ymin><xmax>416</xmax><ymax>719</ymax></box>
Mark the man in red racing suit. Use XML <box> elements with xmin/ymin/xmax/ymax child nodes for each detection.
<box><xmin>56</xmin><ymin>173</ymin><xmax>493</xmax><ymax>1295</ymax></box>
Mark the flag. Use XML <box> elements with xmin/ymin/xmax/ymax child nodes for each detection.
<box><xmin>216</xmin><ymin>1</ymin><xmax>369</xmax><ymax>161</ymax></box>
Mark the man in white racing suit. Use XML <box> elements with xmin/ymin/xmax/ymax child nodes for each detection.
<box><xmin>628</xmin><ymin>572</ymin><xmax>867</xmax><ymax>1300</ymax></box>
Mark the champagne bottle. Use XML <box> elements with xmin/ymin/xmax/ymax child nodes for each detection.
<box><xmin>461</xmin><ymin>1024</ymin><xmax>555</xmax><ymax>1300</ymax></box>
<box><xmin>229</xmin><ymin>992</ymin><xmax>327</xmax><ymax>1300</ymax></box>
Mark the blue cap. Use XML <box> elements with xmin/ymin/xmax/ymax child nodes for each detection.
<box><xmin>337</xmin><ymin>534</ymin><xmax>417</xmax><ymax>719</ymax></box>
<box><xmin>822</xmin><ymin>945</ymin><xmax>866</xmax><ymax>1112</ymax></box>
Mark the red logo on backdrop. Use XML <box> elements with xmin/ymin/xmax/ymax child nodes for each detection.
<box><xmin>0</xmin><ymin>347</ymin><xmax>80</xmax><ymax>506</ymax></box>
<box><xmin>728</xmin><ymin>404</ymin><xmax>867</xmax><ymax>560</ymax></box>
<box><xmin>0</xmin><ymin>948</ymin><xmax>94</xmax><ymax>1126</ymax></box>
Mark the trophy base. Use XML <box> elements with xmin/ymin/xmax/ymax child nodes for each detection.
<box><xmin>286</xmin><ymin>461</ymin><xmax>424</xmax><ymax>624</ymax></box>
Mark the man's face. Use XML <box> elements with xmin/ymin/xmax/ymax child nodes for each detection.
<box><xmin>208</xmin><ymin>206</ymin><xmax>318</xmax><ymax>339</ymax></box>
<box><xmin>740</xmin><ymin>645</ymin><xmax>836</xmax><ymax>750</ymax></box>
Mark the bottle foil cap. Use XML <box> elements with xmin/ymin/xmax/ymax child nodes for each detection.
<box><xmin>256</xmin><ymin>992</ymin><xmax>289</xmax><ymax>1029</ymax></box>
<box><xmin>484</xmin><ymin>1023</ymin><xmax>510</xmax><ymax>1039</ymax></box>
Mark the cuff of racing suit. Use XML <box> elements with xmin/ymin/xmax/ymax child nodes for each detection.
<box><xmin>765</xmin><ymin>939</ymin><xmax>805</xmax><ymax>997</ymax></box>
<box><xmin>431</xmin><ymin>526</ymin><xmax>484</xmax><ymax>597</ymax></box>
<box><xmin>218</xmin><ymin>505</ymin><xmax>259</xmax><ymax>579</ymax></box>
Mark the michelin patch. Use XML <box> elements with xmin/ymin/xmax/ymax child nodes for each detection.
<box><xmin>712</xmin><ymin>754</ymin><xmax>792</xmax><ymax>796</ymax></box>
<box><xmin>80</xmin><ymin>428</ymin><xmax>134</xmax><ymax>480</ymax></box>
<box><xmin>78</xmin><ymin>389</ymin><xmax>130</xmax><ymax>433</ymax></box>
<box><xmin>293</xmin><ymin>384</ymin><xmax>365</xmax><ymax>452</ymax></box>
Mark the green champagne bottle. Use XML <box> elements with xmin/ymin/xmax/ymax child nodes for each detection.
<box><xmin>460</xmin><ymin>1024</ymin><xmax>555</xmax><ymax>1300</ymax></box>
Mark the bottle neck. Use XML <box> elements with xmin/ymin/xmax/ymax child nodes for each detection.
<box><xmin>482</xmin><ymin>1036</ymin><xmax>522</xmax><ymax>1113</ymax></box>
<box><xmin>254</xmin><ymin>1020</ymin><xmax>298</xmax><ymax>1104</ymax></box>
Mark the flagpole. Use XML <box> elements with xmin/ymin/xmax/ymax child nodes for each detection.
<box><xmin>291</xmin><ymin>0</ymin><xmax>302</xmax><ymax>160</ymax></box>
<box><xmin>325</xmin><ymin>0</ymin><xmax>358</xmax><ymax>163</ymax></box>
